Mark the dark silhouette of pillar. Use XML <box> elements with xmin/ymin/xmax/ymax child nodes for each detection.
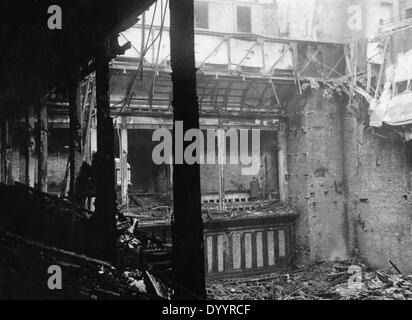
<box><xmin>169</xmin><ymin>0</ymin><xmax>206</xmax><ymax>299</ymax></box>
<box><xmin>94</xmin><ymin>40</ymin><xmax>117</xmax><ymax>264</ymax></box>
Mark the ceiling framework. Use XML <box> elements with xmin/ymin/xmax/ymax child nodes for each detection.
<box><xmin>108</xmin><ymin>69</ymin><xmax>292</xmax><ymax>120</ymax></box>
<box><xmin>108</xmin><ymin>28</ymin><xmax>346</xmax><ymax>120</ymax></box>
<box><xmin>117</xmin><ymin>27</ymin><xmax>346</xmax><ymax>80</ymax></box>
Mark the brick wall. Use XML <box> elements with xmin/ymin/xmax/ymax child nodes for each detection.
<box><xmin>287</xmin><ymin>87</ymin><xmax>412</xmax><ymax>273</ymax></box>
<box><xmin>344</xmin><ymin>114</ymin><xmax>412</xmax><ymax>273</ymax></box>
<box><xmin>286</xmin><ymin>88</ymin><xmax>349</xmax><ymax>264</ymax></box>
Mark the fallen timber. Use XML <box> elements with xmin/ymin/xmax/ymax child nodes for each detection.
<box><xmin>0</xmin><ymin>182</ymin><xmax>173</xmax><ymax>299</ymax></box>
<box><xmin>0</xmin><ymin>227</ymin><xmax>171</xmax><ymax>299</ymax></box>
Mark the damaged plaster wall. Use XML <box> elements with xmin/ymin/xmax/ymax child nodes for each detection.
<box><xmin>344</xmin><ymin>112</ymin><xmax>412</xmax><ymax>273</ymax></box>
<box><xmin>287</xmin><ymin>86</ymin><xmax>412</xmax><ymax>273</ymax></box>
<box><xmin>139</xmin><ymin>0</ymin><xmax>278</xmax><ymax>37</ymax></box>
<box><xmin>342</xmin><ymin>17</ymin><xmax>412</xmax><ymax>272</ymax></box>
<box><xmin>286</xmin><ymin>88</ymin><xmax>350</xmax><ymax>264</ymax></box>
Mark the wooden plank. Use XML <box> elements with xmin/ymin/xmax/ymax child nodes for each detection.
<box><xmin>211</xmin><ymin>234</ymin><xmax>218</xmax><ymax>273</ymax></box>
<box><xmin>256</xmin><ymin>231</ymin><xmax>264</xmax><ymax>268</ymax></box>
<box><xmin>69</xmin><ymin>73</ymin><xmax>83</xmax><ymax>199</ymax></box>
<box><xmin>232</xmin><ymin>232</ymin><xmax>241</xmax><ymax>270</ymax></box>
<box><xmin>83</xmin><ymin>76</ymin><xmax>96</xmax><ymax>165</ymax></box>
<box><xmin>244</xmin><ymin>233</ymin><xmax>252</xmax><ymax>269</ymax></box>
<box><xmin>240</xmin><ymin>232</ymin><xmax>246</xmax><ymax>270</ymax></box>
<box><xmin>25</xmin><ymin>105</ymin><xmax>36</xmax><ymax>187</ymax></box>
<box><xmin>217</xmin><ymin>234</ymin><xmax>224</xmax><ymax>272</ymax></box>
<box><xmin>262</xmin><ymin>230</ymin><xmax>269</xmax><ymax>267</ymax></box>
<box><xmin>251</xmin><ymin>232</ymin><xmax>257</xmax><ymax>269</ymax></box>
<box><xmin>278</xmin><ymin>229</ymin><xmax>286</xmax><ymax>258</ymax></box>
<box><xmin>36</xmin><ymin>100</ymin><xmax>48</xmax><ymax>192</ymax></box>
<box><xmin>206</xmin><ymin>236</ymin><xmax>213</xmax><ymax>273</ymax></box>
<box><xmin>274</xmin><ymin>229</ymin><xmax>279</xmax><ymax>262</ymax></box>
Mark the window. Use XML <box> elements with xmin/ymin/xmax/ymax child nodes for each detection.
<box><xmin>395</xmin><ymin>80</ymin><xmax>408</xmax><ymax>95</ymax></box>
<box><xmin>194</xmin><ymin>1</ymin><xmax>209</xmax><ymax>29</ymax></box>
<box><xmin>406</xmin><ymin>8</ymin><xmax>412</xmax><ymax>19</ymax></box>
<box><xmin>379</xmin><ymin>2</ymin><xmax>393</xmax><ymax>25</ymax></box>
<box><xmin>237</xmin><ymin>6</ymin><xmax>252</xmax><ymax>33</ymax></box>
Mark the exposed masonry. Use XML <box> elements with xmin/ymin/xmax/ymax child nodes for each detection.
<box><xmin>286</xmin><ymin>88</ymin><xmax>412</xmax><ymax>273</ymax></box>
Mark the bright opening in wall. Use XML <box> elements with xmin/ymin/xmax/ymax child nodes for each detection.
<box><xmin>237</xmin><ymin>6</ymin><xmax>252</xmax><ymax>33</ymax></box>
<box><xmin>194</xmin><ymin>1</ymin><xmax>209</xmax><ymax>29</ymax></box>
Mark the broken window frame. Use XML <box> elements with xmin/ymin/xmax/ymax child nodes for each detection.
<box><xmin>379</xmin><ymin>1</ymin><xmax>394</xmax><ymax>25</ymax></box>
<box><xmin>395</xmin><ymin>80</ymin><xmax>409</xmax><ymax>95</ymax></box>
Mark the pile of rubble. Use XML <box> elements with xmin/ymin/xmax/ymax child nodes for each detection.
<box><xmin>207</xmin><ymin>261</ymin><xmax>412</xmax><ymax>300</ymax></box>
<box><xmin>0</xmin><ymin>183</ymin><xmax>176</xmax><ymax>299</ymax></box>
<box><xmin>0</xmin><ymin>227</ymin><xmax>173</xmax><ymax>299</ymax></box>
<box><xmin>126</xmin><ymin>193</ymin><xmax>297</xmax><ymax>224</ymax></box>
<box><xmin>202</xmin><ymin>200</ymin><xmax>296</xmax><ymax>221</ymax></box>
<box><xmin>126</xmin><ymin>193</ymin><xmax>171</xmax><ymax>224</ymax></box>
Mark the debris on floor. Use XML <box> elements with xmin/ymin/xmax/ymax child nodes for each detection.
<box><xmin>125</xmin><ymin>194</ymin><xmax>296</xmax><ymax>224</ymax></box>
<box><xmin>206</xmin><ymin>261</ymin><xmax>412</xmax><ymax>300</ymax></box>
<box><xmin>202</xmin><ymin>200</ymin><xmax>296</xmax><ymax>221</ymax></box>
<box><xmin>0</xmin><ymin>227</ymin><xmax>173</xmax><ymax>300</ymax></box>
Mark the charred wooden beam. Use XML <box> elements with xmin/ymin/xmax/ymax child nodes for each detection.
<box><xmin>82</xmin><ymin>74</ymin><xmax>98</xmax><ymax>166</ymax></box>
<box><xmin>68</xmin><ymin>72</ymin><xmax>83</xmax><ymax>200</ymax></box>
<box><xmin>169</xmin><ymin>0</ymin><xmax>206</xmax><ymax>299</ymax></box>
<box><xmin>36</xmin><ymin>100</ymin><xmax>48</xmax><ymax>192</ymax></box>
<box><xmin>94</xmin><ymin>40</ymin><xmax>117</xmax><ymax>264</ymax></box>
<box><xmin>24</xmin><ymin>105</ymin><xmax>36</xmax><ymax>187</ymax></box>
<box><xmin>0</xmin><ymin>121</ymin><xmax>2</xmax><ymax>183</ymax></box>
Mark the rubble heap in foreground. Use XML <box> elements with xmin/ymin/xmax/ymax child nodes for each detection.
<box><xmin>0</xmin><ymin>228</ymin><xmax>172</xmax><ymax>300</ymax></box>
<box><xmin>207</xmin><ymin>261</ymin><xmax>412</xmax><ymax>300</ymax></box>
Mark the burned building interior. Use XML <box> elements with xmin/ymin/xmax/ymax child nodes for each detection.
<box><xmin>2</xmin><ymin>0</ymin><xmax>412</xmax><ymax>301</ymax></box>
